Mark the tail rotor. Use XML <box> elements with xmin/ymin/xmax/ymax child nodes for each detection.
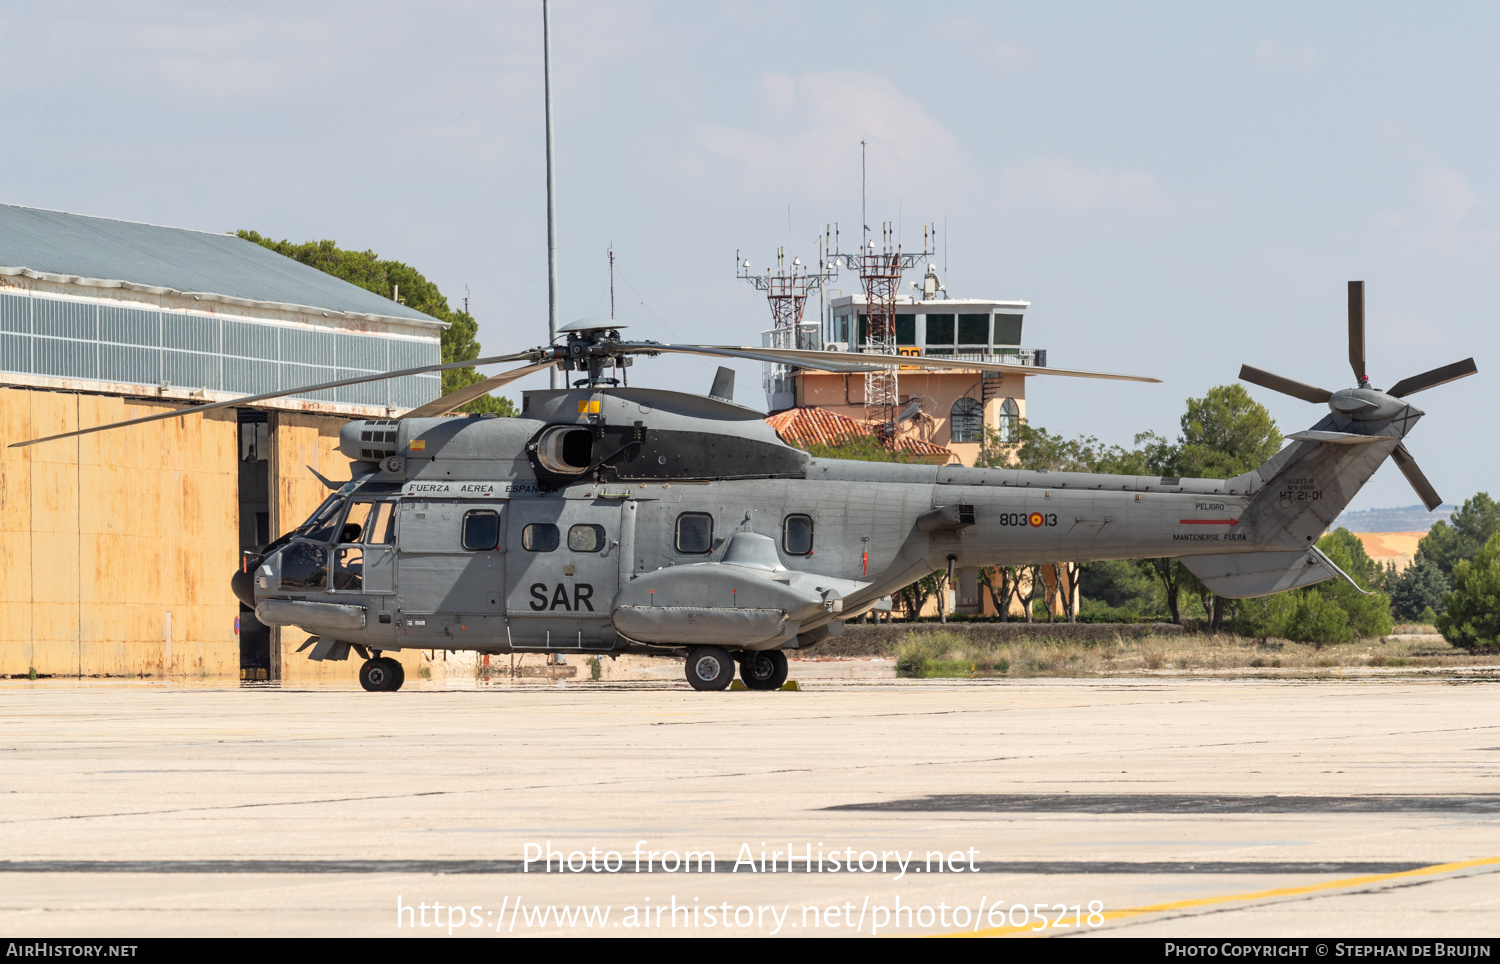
<box><xmin>1238</xmin><ymin>280</ymin><xmax>1477</xmax><ymax>511</ymax></box>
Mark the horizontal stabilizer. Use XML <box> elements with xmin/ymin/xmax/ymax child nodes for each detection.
<box><xmin>1285</xmin><ymin>430</ymin><xmax>1387</xmax><ymax>445</ymax></box>
<box><xmin>1180</xmin><ymin>546</ymin><xmax>1368</xmax><ymax>599</ymax></box>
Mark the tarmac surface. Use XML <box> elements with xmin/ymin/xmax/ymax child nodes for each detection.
<box><xmin>1</xmin><ymin>671</ymin><xmax>1498</xmax><ymax>938</ymax></box>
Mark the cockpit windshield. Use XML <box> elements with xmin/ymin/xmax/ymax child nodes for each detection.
<box><xmin>296</xmin><ymin>495</ymin><xmax>348</xmax><ymax>543</ymax></box>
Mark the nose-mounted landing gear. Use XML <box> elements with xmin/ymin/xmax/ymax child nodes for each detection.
<box><xmin>359</xmin><ymin>655</ymin><xmax>405</xmax><ymax>692</ymax></box>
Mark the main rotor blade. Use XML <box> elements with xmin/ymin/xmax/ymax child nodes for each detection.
<box><xmin>8</xmin><ymin>350</ymin><xmax>541</xmax><ymax>448</ymax></box>
<box><xmin>1238</xmin><ymin>364</ymin><xmax>1333</xmax><ymax>403</ymax></box>
<box><xmin>1348</xmin><ymin>280</ymin><xmax>1366</xmax><ymax>384</ymax></box>
<box><xmin>625</xmin><ymin>343</ymin><xmax>1161</xmax><ymax>383</ymax></box>
<box><xmin>402</xmin><ymin>361</ymin><xmax>555</xmax><ymax>418</ymax></box>
<box><xmin>1391</xmin><ymin>442</ymin><xmax>1443</xmax><ymax>512</ymax></box>
<box><xmin>1385</xmin><ymin>357</ymin><xmax>1478</xmax><ymax>398</ymax></box>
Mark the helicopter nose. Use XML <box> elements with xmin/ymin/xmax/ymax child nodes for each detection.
<box><xmin>231</xmin><ymin>558</ymin><xmax>259</xmax><ymax>608</ymax></box>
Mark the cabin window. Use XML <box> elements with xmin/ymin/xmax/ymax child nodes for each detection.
<box><xmin>462</xmin><ymin>510</ymin><xmax>501</xmax><ymax>550</ymax></box>
<box><xmin>675</xmin><ymin>512</ymin><xmax>714</xmax><ymax>554</ymax></box>
<box><xmin>783</xmin><ymin>514</ymin><xmax>814</xmax><ymax>555</ymax></box>
<box><xmin>568</xmin><ymin>523</ymin><xmax>606</xmax><ymax>552</ymax></box>
<box><xmin>522</xmin><ymin>523</ymin><xmax>560</xmax><ymax>552</ymax></box>
<box><xmin>951</xmin><ymin>397</ymin><xmax>984</xmax><ymax>443</ymax></box>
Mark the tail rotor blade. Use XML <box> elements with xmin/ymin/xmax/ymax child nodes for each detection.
<box><xmin>1386</xmin><ymin>357</ymin><xmax>1478</xmax><ymax>398</ymax></box>
<box><xmin>1391</xmin><ymin>442</ymin><xmax>1443</xmax><ymax>512</ymax></box>
<box><xmin>1348</xmin><ymin>280</ymin><xmax>1367</xmax><ymax>385</ymax></box>
<box><xmin>1238</xmin><ymin>364</ymin><xmax>1333</xmax><ymax>403</ymax></box>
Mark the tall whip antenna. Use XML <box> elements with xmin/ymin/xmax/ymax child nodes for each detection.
<box><xmin>543</xmin><ymin>0</ymin><xmax>559</xmax><ymax>387</ymax></box>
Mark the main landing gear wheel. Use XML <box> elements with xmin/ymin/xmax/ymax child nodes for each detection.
<box><xmin>684</xmin><ymin>645</ymin><xmax>734</xmax><ymax>691</ymax></box>
<box><xmin>739</xmin><ymin>650</ymin><xmax>788</xmax><ymax>691</ymax></box>
<box><xmin>359</xmin><ymin>656</ymin><xmax>404</xmax><ymax>692</ymax></box>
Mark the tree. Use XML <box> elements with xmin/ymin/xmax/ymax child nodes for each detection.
<box><xmin>1228</xmin><ymin>527</ymin><xmax>1393</xmax><ymax>642</ymax></box>
<box><xmin>1415</xmin><ymin>493</ymin><xmax>1500</xmax><ymax>579</ymax></box>
<box><xmin>1174</xmin><ymin>384</ymin><xmax>1284</xmax><ymax>479</ymax></box>
<box><xmin>1435</xmin><ymin>533</ymin><xmax>1500</xmax><ymax>649</ymax></box>
<box><xmin>1386</xmin><ymin>558</ymin><xmax>1449</xmax><ymax>621</ymax></box>
<box><xmin>236</xmin><ymin>231</ymin><xmax>517</xmax><ymax>415</ymax></box>
<box><xmin>798</xmin><ymin>434</ymin><xmax>913</xmax><ymax>463</ymax></box>
<box><xmin>979</xmin><ymin>566</ymin><xmax>1022</xmax><ymax>622</ymax></box>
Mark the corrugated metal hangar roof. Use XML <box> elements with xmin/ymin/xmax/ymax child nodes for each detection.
<box><xmin>0</xmin><ymin>203</ymin><xmax>441</xmax><ymax>326</ymax></box>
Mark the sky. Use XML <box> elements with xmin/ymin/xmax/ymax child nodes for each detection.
<box><xmin>1</xmin><ymin>1</ymin><xmax>1494</xmax><ymax>511</ymax></box>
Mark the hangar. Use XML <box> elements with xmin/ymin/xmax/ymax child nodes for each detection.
<box><xmin>0</xmin><ymin>203</ymin><xmax>445</xmax><ymax>682</ymax></box>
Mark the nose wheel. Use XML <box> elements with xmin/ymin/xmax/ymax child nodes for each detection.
<box><xmin>739</xmin><ymin>650</ymin><xmax>788</xmax><ymax>691</ymax></box>
<box><xmin>359</xmin><ymin>656</ymin><xmax>406</xmax><ymax>692</ymax></box>
<box><xmin>684</xmin><ymin>645</ymin><xmax>734</xmax><ymax>691</ymax></box>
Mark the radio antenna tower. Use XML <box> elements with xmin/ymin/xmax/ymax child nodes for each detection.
<box><xmin>735</xmin><ymin>246</ymin><xmax>837</xmax><ymax>336</ymax></box>
<box><xmin>830</xmin><ymin>220</ymin><xmax>935</xmax><ymax>439</ymax></box>
<box><xmin>735</xmin><ymin>246</ymin><xmax>838</xmax><ymax>413</ymax></box>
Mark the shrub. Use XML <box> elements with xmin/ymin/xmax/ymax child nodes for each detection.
<box><xmin>1388</xmin><ymin>558</ymin><xmax>1449</xmax><ymax>620</ymax></box>
<box><xmin>1281</xmin><ymin>592</ymin><xmax>1352</xmax><ymax>644</ymax></box>
<box><xmin>1436</xmin><ymin>533</ymin><xmax>1500</xmax><ymax>649</ymax></box>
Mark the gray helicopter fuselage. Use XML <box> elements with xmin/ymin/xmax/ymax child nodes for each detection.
<box><xmin>247</xmin><ymin>385</ymin><xmax>1416</xmax><ymax>659</ymax></box>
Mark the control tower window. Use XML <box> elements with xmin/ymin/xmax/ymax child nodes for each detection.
<box><xmin>951</xmin><ymin>397</ymin><xmax>984</xmax><ymax>444</ymax></box>
<box><xmin>993</xmin><ymin>313</ymin><xmax>1024</xmax><ymax>346</ymax></box>
<box><xmin>998</xmin><ymin>398</ymin><xmax>1020</xmax><ymax>442</ymax></box>
<box><xmin>925</xmin><ymin>314</ymin><xmax>954</xmax><ymax>345</ymax></box>
<box><xmin>957</xmin><ymin>314</ymin><xmax>989</xmax><ymax>347</ymax></box>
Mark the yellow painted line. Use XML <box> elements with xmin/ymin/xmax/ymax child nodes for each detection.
<box><xmin>936</xmin><ymin>853</ymin><xmax>1500</xmax><ymax>938</ymax></box>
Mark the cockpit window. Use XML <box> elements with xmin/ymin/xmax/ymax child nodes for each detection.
<box><xmin>299</xmin><ymin>495</ymin><xmax>347</xmax><ymax>543</ymax></box>
<box><xmin>338</xmin><ymin>500</ymin><xmax>396</xmax><ymax>545</ymax></box>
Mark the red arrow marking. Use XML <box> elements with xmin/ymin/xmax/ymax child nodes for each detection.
<box><xmin>1179</xmin><ymin>518</ymin><xmax>1240</xmax><ymax>526</ymax></box>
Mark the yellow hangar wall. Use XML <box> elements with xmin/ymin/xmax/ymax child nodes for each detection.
<box><xmin>0</xmin><ymin>386</ymin><xmax>423</xmax><ymax>683</ymax></box>
<box><xmin>1</xmin><ymin>387</ymin><xmax>239</xmax><ymax>677</ymax></box>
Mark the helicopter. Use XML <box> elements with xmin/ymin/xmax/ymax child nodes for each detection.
<box><xmin>12</xmin><ymin>282</ymin><xmax>1476</xmax><ymax>692</ymax></box>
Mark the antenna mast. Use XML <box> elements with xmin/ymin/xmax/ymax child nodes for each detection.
<box><xmin>543</xmin><ymin>0</ymin><xmax>559</xmax><ymax>388</ymax></box>
<box><xmin>830</xmin><ymin>219</ymin><xmax>934</xmax><ymax>439</ymax></box>
<box><xmin>736</xmin><ymin>245</ymin><xmax>838</xmax><ymax>412</ymax></box>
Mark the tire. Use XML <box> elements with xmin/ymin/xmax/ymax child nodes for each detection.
<box><xmin>684</xmin><ymin>645</ymin><xmax>734</xmax><ymax>691</ymax></box>
<box><xmin>384</xmin><ymin>656</ymin><xmax>406</xmax><ymax>691</ymax></box>
<box><xmin>359</xmin><ymin>658</ymin><xmax>394</xmax><ymax>692</ymax></box>
<box><xmin>740</xmin><ymin>650</ymin><xmax>788</xmax><ymax>691</ymax></box>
